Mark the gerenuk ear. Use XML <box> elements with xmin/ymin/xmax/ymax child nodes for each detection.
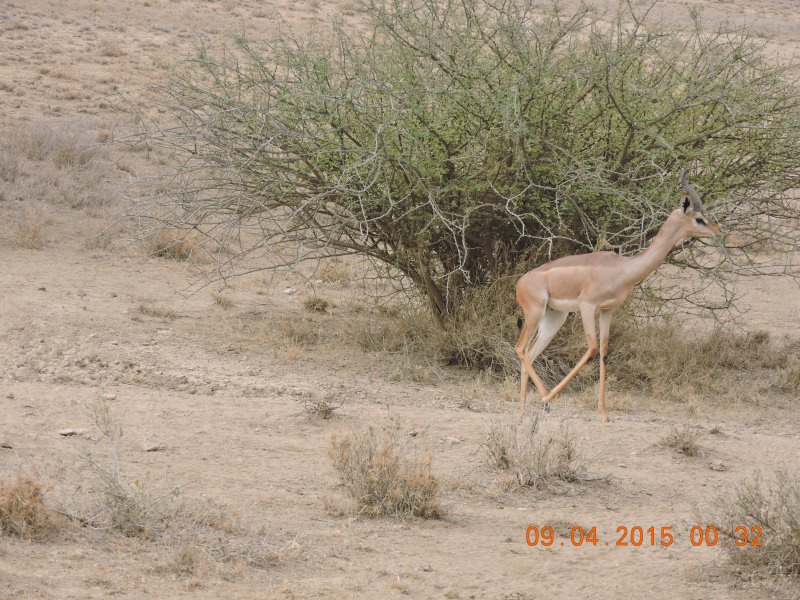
<box><xmin>682</xmin><ymin>196</ymin><xmax>691</xmax><ymax>213</ymax></box>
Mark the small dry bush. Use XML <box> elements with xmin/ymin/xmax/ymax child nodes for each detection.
<box><xmin>659</xmin><ymin>425</ymin><xmax>702</xmax><ymax>457</ymax></box>
<box><xmin>483</xmin><ymin>413</ymin><xmax>597</xmax><ymax>490</ymax></box>
<box><xmin>304</xmin><ymin>295</ymin><xmax>330</xmax><ymax>313</ymax></box>
<box><xmin>319</xmin><ymin>259</ymin><xmax>350</xmax><ymax>285</ymax></box>
<box><xmin>0</xmin><ymin>149</ymin><xmax>22</xmax><ymax>182</ymax></box>
<box><xmin>708</xmin><ymin>470</ymin><xmax>800</xmax><ymax>578</ymax></box>
<box><xmin>138</xmin><ymin>303</ymin><xmax>176</xmax><ymax>320</ymax></box>
<box><xmin>7</xmin><ymin>206</ymin><xmax>51</xmax><ymax>249</ymax></box>
<box><xmin>303</xmin><ymin>391</ymin><xmax>343</xmax><ymax>419</ymax></box>
<box><xmin>149</xmin><ymin>228</ymin><xmax>197</xmax><ymax>261</ymax></box>
<box><xmin>0</xmin><ymin>474</ymin><xmax>62</xmax><ymax>540</ymax></box>
<box><xmin>71</xmin><ymin>400</ymin><xmax>276</xmax><ymax>570</ymax></box>
<box><xmin>329</xmin><ymin>419</ymin><xmax>442</xmax><ymax>518</ymax></box>
<box><xmin>212</xmin><ymin>292</ymin><xmax>233</xmax><ymax>309</ymax></box>
<box><xmin>11</xmin><ymin>121</ymin><xmax>99</xmax><ymax>168</ymax></box>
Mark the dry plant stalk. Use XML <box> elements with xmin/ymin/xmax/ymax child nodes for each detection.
<box><xmin>329</xmin><ymin>419</ymin><xmax>442</xmax><ymax>518</ymax></box>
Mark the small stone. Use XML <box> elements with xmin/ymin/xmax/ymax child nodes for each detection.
<box><xmin>6</xmin><ymin>392</ymin><xmax>14</xmax><ymax>399</ymax></box>
<box><xmin>58</xmin><ymin>428</ymin><xmax>89</xmax><ymax>437</ymax></box>
<box><xmin>0</xmin><ymin>440</ymin><xmax>12</xmax><ymax>449</ymax></box>
<box><xmin>283</xmin><ymin>287</ymin><xmax>297</xmax><ymax>295</ymax></box>
<box><xmin>617</xmin><ymin>463</ymin><xmax>627</xmax><ymax>468</ymax></box>
<box><xmin>102</xmin><ymin>393</ymin><xmax>117</xmax><ymax>401</ymax></box>
<box><xmin>143</xmin><ymin>443</ymin><xmax>166</xmax><ymax>452</ymax></box>
<box><xmin>37</xmin><ymin>287</ymin><xmax>46</xmax><ymax>292</ymax></box>
<box><xmin>708</xmin><ymin>460</ymin><xmax>728</xmax><ymax>472</ymax></box>
<box><xmin>445</xmin><ymin>436</ymin><xmax>462</xmax><ymax>445</ymax></box>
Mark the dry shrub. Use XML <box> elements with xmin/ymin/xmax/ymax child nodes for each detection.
<box><xmin>319</xmin><ymin>259</ymin><xmax>350</xmax><ymax>285</ymax></box>
<box><xmin>212</xmin><ymin>292</ymin><xmax>233</xmax><ymax>309</ymax></box>
<box><xmin>659</xmin><ymin>425</ymin><xmax>702</xmax><ymax>457</ymax></box>
<box><xmin>149</xmin><ymin>228</ymin><xmax>197</xmax><ymax>261</ymax></box>
<box><xmin>303</xmin><ymin>295</ymin><xmax>330</xmax><ymax>313</ymax></box>
<box><xmin>138</xmin><ymin>303</ymin><xmax>176</xmax><ymax>320</ymax></box>
<box><xmin>483</xmin><ymin>413</ymin><xmax>598</xmax><ymax>490</ymax></box>
<box><xmin>0</xmin><ymin>474</ymin><xmax>62</xmax><ymax>540</ymax></box>
<box><xmin>72</xmin><ymin>400</ymin><xmax>276</xmax><ymax>570</ymax></box>
<box><xmin>303</xmin><ymin>391</ymin><xmax>343</xmax><ymax>419</ymax></box>
<box><xmin>0</xmin><ymin>149</ymin><xmax>22</xmax><ymax>182</ymax></box>
<box><xmin>709</xmin><ymin>470</ymin><xmax>800</xmax><ymax>578</ymax></box>
<box><xmin>329</xmin><ymin>419</ymin><xmax>442</xmax><ymax>518</ymax></box>
<box><xmin>11</xmin><ymin>121</ymin><xmax>99</xmax><ymax>168</ymax></box>
<box><xmin>7</xmin><ymin>206</ymin><xmax>51</xmax><ymax>249</ymax></box>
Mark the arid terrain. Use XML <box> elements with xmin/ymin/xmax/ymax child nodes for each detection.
<box><xmin>1</xmin><ymin>1</ymin><xmax>800</xmax><ymax>599</ymax></box>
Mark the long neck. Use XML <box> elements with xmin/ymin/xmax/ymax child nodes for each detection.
<box><xmin>623</xmin><ymin>211</ymin><xmax>686</xmax><ymax>285</ymax></box>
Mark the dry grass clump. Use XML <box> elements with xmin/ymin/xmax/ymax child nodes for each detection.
<box><xmin>659</xmin><ymin>425</ymin><xmax>703</xmax><ymax>457</ymax></box>
<box><xmin>483</xmin><ymin>413</ymin><xmax>598</xmax><ymax>490</ymax></box>
<box><xmin>212</xmin><ymin>292</ymin><xmax>233</xmax><ymax>309</ymax></box>
<box><xmin>149</xmin><ymin>228</ymin><xmax>197</xmax><ymax>261</ymax></box>
<box><xmin>708</xmin><ymin>470</ymin><xmax>800</xmax><ymax>578</ymax></box>
<box><xmin>319</xmin><ymin>259</ymin><xmax>351</xmax><ymax>285</ymax></box>
<box><xmin>11</xmin><ymin>121</ymin><xmax>99</xmax><ymax>168</ymax></box>
<box><xmin>303</xmin><ymin>295</ymin><xmax>330</xmax><ymax>313</ymax></box>
<box><xmin>303</xmin><ymin>391</ymin><xmax>343</xmax><ymax>420</ymax></box>
<box><xmin>0</xmin><ymin>474</ymin><xmax>62</xmax><ymax>540</ymax></box>
<box><xmin>0</xmin><ymin>149</ymin><xmax>22</xmax><ymax>182</ymax></box>
<box><xmin>67</xmin><ymin>399</ymin><xmax>276</xmax><ymax>572</ymax></box>
<box><xmin>7</xmin><ymin>206</ymin><xmax>51</xmax><ymax>249</ymax></box>
<box><xmin>138</xmin><ymin>303</ymin><xmax>176</xmax><ymax>320</ymax></box>
<box><xmin>329</xmin><ymin>419</ymin><xmax>442</xmax><ymax>518</ymax></box>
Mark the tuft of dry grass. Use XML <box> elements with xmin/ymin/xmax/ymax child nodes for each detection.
<box><xmin>708</xmin><ymin>470</ymin><xmax>800</xmax><ymax>578</ymax></box>
<box><xmin>659</xmin><ymin>424</ymin><xmax>702</xmax><ymax>457</ymax></box>
<box><xmin>0</xmin><ymin>474</ymin><xmax>62</xmax><ymax>540</ymax></box>
<box><xmin>303</xmin><ymin>295</ymin><xmax>330</xmax><ymax>313</ymax></box>
<box><xmin>7</xmin><ymin>206</ymin><xmax>51</xmax><ymax>249</ymax></box>
<box><xmin>149</xmin><ymin>228</ymin><xmax>197</xmax><ymax>261</ymax></box>
<box><xmin>212</xmin><ymin>292</ymin><xmax>233</xmax><ymax>309</ymax></box>
<box><xmin>319</xmin><ymin>259</ymin><xmax>351</xmax><ymax>285</ymax></box>
<box><xmin>329</xmin><ymin>419</ymin><xmax>442</xmax><ymax>518</ymax></box>
<box><xmin>138</xmin><ymin>303</ymin><xmax>176</xmax><ymax>320</ymax></box>
<box><xmin>11</xmin><ymin>121</ymin><xmax>99</xmax><ymax>169</ymax></box>
<box><xmin>483</xmin><ymin>413</ymin><xmax>599</xmax><ymax>490</ymax></box>
<box><xmin>0</xmin><ymin>149</ymin><xmax>22</xmax><ymax>182</ymax></box>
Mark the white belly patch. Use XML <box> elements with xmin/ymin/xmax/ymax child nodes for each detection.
<box><xmin>547</xmin><ymin>298</ymin><xmax>580</xmax><ymax>312</ymax></box>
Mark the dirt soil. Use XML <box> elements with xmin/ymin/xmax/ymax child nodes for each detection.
<box><xmin>1</xmin><ymin>1</ymin><xmax>800</xmax><ymax>599</ymax></box>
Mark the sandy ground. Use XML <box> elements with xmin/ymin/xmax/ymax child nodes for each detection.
<box><xmin>1</xmin><ymin>1</ymin><xmax>800</xmax><ymax>599</ymax></box>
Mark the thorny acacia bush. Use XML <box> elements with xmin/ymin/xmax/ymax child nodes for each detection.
<box><xmin>148</xmin><ymin>0</ymin><xmax>800</xmax><ymax>323</ymax></box>
<box><xmin>329</xmin><ymin>419</ymin><xmax>442</xmax><ymax>518</ymax></box>
<box><xmin>708</xmin><ymin>470</ymin><xmax>800</xmax><ymax>578</ymax></box>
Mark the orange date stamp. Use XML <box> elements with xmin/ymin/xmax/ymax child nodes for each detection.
<box><xmin>525</xmin><ymin>524</ymin><xmax>764</xmax><ymax>548</ymax></box>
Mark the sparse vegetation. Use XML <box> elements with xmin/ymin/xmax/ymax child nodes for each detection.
<box><xmin>138</xmin><ymin>302</ymin><xmax>176</xmax><ymax>320</ymax></box>
<box><xmin>7</xmin><ymin>206</ymin><xmax>50</xmax><ymax>249</ymax></box>
<box><xmin>149</xmin><ymin>228</ymin><xmax>197</xmax><ymax>261</ymax></box>
<box><xmin>329</xmin><ymin>419</ymin><xmax>442</xmax><ymax>518</ymax></box>
<box><xmin>659</xmin><ymin>425</ymin><xmax>703</xmax><ymax>457</ymax></box>
<box><xmin>709</xmin><ymin>470</ymin><xmax>800</xmax><ymax>578</ymax></box>
<box><xmin>303</xmin><ymin>391</ymin><xmax>343</xmax><ymax>420</ymax></box>
<box><xmin>212</xmin><ymin>292</ymin><xmax>233</xmax><ymax>309</ymax></box>
<box><xmin>0</xmin><ymin>474</ymin><xmax>62</xmax><ymax>541</ymax></box>
<box><xmin>483</xmin><ymin>413</ymin><xmax>598</xmax><ymax>490</ymax></box>
<box><xmin>303</xmin><ymin>296</ymin><xmax>330</xmax><ymax>313</ymax></box>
